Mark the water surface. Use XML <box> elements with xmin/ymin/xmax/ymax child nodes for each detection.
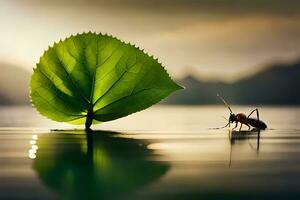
<box><xmin>1</xmin><ymin>105</ymin><xmax>300</xmax><ymax>199</ymax></box>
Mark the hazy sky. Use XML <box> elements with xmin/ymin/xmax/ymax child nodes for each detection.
<box><xmin>0</xmin><ymin>0</ymin><xmax>300</xmax><ymax>81</ymax></box>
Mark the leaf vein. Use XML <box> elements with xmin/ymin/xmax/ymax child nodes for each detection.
<box><xmin>32</xmin><ymin>90</ymin><xmax>84</xmax><ymax>118</ymax></box>
<box><xmin>94</xmin><ymin>88</ymin><xmax>156</xmax><ymax>114</ymax></box>
<box><xmin>54</xmin><ymin>46</ymin><xmax>90</xmax><ymax>104</ymax></box>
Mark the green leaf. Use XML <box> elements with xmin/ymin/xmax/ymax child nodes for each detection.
<box><xmin>30</xmin><ymin>32</ymin><xmax>182</xmax><ymax>129</ymax></box>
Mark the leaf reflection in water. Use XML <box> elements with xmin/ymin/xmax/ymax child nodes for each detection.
<box><xmin>32</xmin><ymin>130</ymin><xmax>169</xmax><ymax>200</ymax></box>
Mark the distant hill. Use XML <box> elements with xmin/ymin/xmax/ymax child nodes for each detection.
<box><xmin>165</xmin><ymin>60</ymin><xmax>300</xmax><ymax>105</ymax></box>
<box><xmin>0</xmin><ymin>63</ymin><xmax>30</xmax><ymax>105</ymax></box>
<box><xmin>1</xmin><ymin>60</ymin><xmax>299</xmax><ymax>105</ymax></box>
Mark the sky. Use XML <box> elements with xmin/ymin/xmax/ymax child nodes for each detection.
<box><xmin>0</xmin><ymin>0</ymin><xmax>300</xmax><ymax>81</ymax></box>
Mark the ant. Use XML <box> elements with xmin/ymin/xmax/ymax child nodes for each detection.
<box><xmin>215</xmin><ymin>94</ymin><xmax>267</xmax><ymax>131</ymax></box>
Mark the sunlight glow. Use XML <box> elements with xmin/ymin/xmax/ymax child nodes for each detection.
<box><xmin>28</xmin><ymin>134</ymin><xmax>39</xmax><ymax>160</ymax></box>
<box><xmin>28</xmin><ymin>153</ymin><xmax>36</xmax><ymax>159</ymax></box>
<box><xmin>30</xmin><ymin>140</ymin><xmax>36</xmax><ymax>145</ymax></box>
<box><xmin>32</xmin><ymin>134</ymin><xmax>38</xmax><ymax>140</ymax></box>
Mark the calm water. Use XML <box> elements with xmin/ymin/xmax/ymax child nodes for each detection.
<box><xmin>1</xmin><ymin>105</ymin><xmax>300</xmax><ymax>200</ymax></box>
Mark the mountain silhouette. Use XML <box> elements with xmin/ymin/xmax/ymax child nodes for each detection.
<box><xmin>0</xmin><ymin>60</ymin><xmax>299</xmax><ymax>105</ymax></box>
<box><xmin>165</xmin><ymin>60</ymin><xmax>300</xmax><ymax>105</ymax></box>
<box><xmin>0</xmin><ymin>63</ymin><xmax>30</xmax><ymax>104</ymax></box>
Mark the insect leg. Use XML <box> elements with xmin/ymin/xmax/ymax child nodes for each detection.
<box><xmin>246</xmin><ymin>124</ymin><xmax>251</xmax><ymax>130</ymax></box>
<box><xmin>233</xmin><ymin>122</ymin><xmax>238</xmax><ymax>130</ymax></box>
<box><xmin>247</xmin><ymin>108</ymin><xmax>260</xmax><ymax>121</ymax></box>
<box><xmin>239</xmin><ymin>123</ymin><xmax>243</xmax><ymax>131</ymax></box>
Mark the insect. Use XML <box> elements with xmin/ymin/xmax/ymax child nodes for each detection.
<box><xmin>215</xmin><ymin>94</ymin><xmax>267</xmax><ymax>131</ymax></box>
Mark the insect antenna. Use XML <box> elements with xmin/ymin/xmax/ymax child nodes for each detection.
<box><xmin>210</xmin><ymin>121</ymin><xmax>230</xmax><ymax>129</ymax></box>
<box><xmin>217</xmin><ymin>93</ymin><xmax>233</xmax><ymax>114</ymax></box>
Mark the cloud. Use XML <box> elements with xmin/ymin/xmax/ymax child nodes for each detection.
<box><xmin>37</xmin><ymin>0</ymin><xmax>300</xmax><ymax>15</ymax></box>
<box><xmin>1</xmin><ymin>0</ymin><xmax>300</xmax><ymax>80</ymax></box>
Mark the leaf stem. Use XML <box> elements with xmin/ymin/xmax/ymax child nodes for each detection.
<box><xmin>85</xmin><ymin>108</ymin><xmax>93</xmax><ymax>132</ymax></box>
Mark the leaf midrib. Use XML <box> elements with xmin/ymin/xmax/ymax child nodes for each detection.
<box><xmin>92</xmin><ymin>57</ymin><xmax>148</xmax><ymax>111</ymax></box>
<box><xmin>89</xmin><ymin>42</ymin><xmax>122</xmax><ymax>108</ymax></box>
<box><xmin>88</xmin><ymin>37</ymin><xmax>100</xmax><ymax>111</ymax></box>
